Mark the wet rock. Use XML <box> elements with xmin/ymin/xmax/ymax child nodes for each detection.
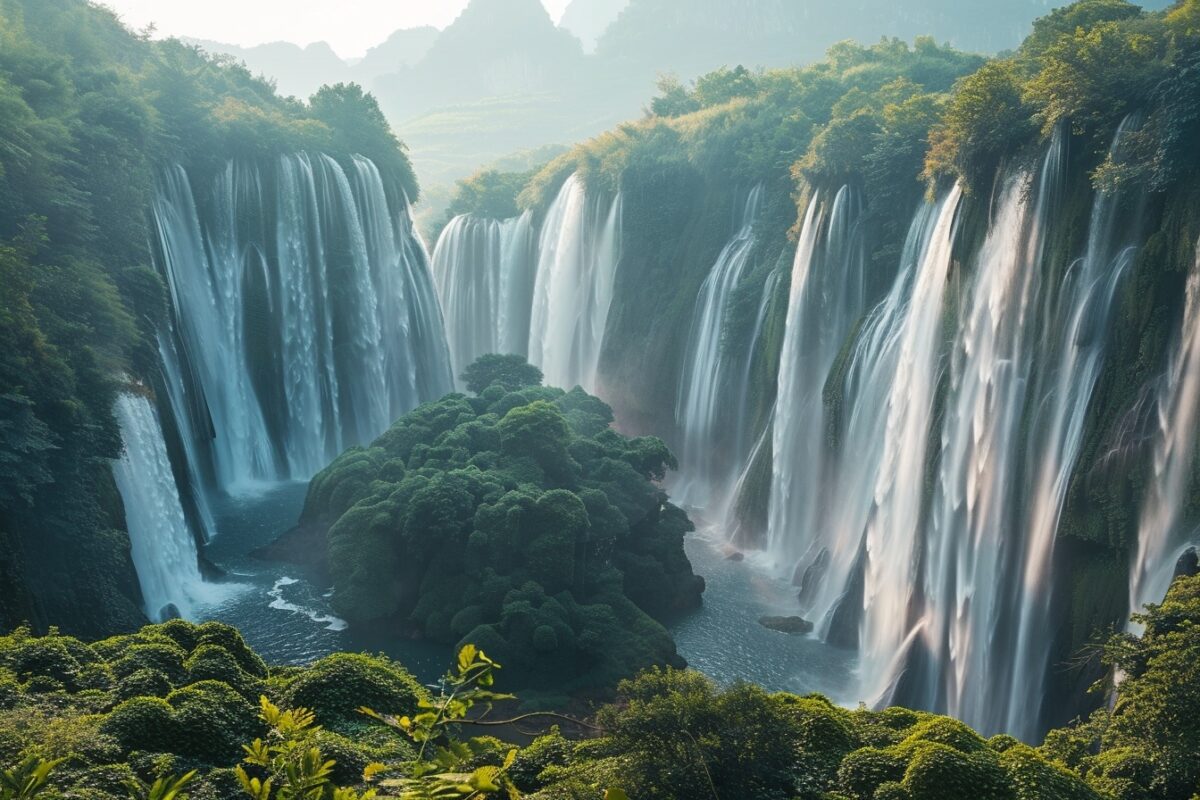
<box><xmin>726</xmin><ymin>551</ymin><xmax>745</xmax><ymax>562</ymax></box>
<box><xmin>158</xmin><ymin>603</ymin><xmax>182</xmax><ymax>621</ymax></box>
<box><xmin>758</xmin><ymin>615</ymin><xmax>813</xmax><ymax>635</ymax></box>
<box><xmin>1174</xmin><ymin>547</ymin><xmax>1199</xmax><ymax>579</ymax></box>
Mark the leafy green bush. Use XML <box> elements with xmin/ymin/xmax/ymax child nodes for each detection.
<box><xmin>282</xmin><ymin>652</ymin><xmax>424</xmax><ymax>733</ymax></box>
<box><xmin>184</xmin><ymin>646</ymin><xmax>260</xmax><ymax>700</ymax></box>
<box><xmin>165</xmin><ymin>681</ymin><xmax>261</xmax><ymax>765</ymax></box>
<box><xmin>110</xmin><ymin>642</ymin><xmax>189</xmax><ymax>686</ymax></box>
<box><xmin>839</xmin><ymin>747</ymin><xmax>908</xmax><ymax>799</ymax></box>
<box><xmin>99</xmin><ymin>696</ymin><xmax>176</xmax><ymax>754</ymax></box>
<box><xmin>114</xmin><ymin>668</ymin><xmax>172</xmax><ymax>702</ymax></box>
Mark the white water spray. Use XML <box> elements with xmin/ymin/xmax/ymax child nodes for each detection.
<box><xmin>432</xmin><ymin>212</ymin><xmax>537</xmax><ymax>380</ymax></box>
<box><xmin>112</xmin><ymin>393</ymin><xmax>215</xmax><ymax>621</ymax></box>
<box><xmin>528</xmin><ymin>173</ymin><xmax>623</xmax><ymax>393</ymax></box>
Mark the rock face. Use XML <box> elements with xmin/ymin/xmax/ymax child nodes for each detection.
<box><xmin>1175</xmin><ymin>547</ymin><xmax>1200</xmax><ymax>580</ymax></box>
<box><xmin>758</xmin><ymin>615</ymin><xmax>813</xmax><ymax>635</ymax></box>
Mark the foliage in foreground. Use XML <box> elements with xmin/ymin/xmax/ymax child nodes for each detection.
<box><xmin>4</xmin><ymin>573</ymin><xmax>1200</xmax><ymax>798</ymax></box>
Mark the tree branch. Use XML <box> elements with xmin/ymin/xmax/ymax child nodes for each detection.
<box><xmin>459</xmin><ymin>712</ymin><xmax>605</xmax><ymax>732</ymax></box>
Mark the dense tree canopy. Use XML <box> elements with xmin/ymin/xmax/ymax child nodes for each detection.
<box><xmin>284</xmin><ymin>357</ymin><xmax>704</xmax><ymax>700</ymax></box>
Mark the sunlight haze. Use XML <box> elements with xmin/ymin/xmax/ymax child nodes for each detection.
<box><xmin>99</xmin><ymin>0</ymin><xmax>574</xmax><ymax>56</ymax></box>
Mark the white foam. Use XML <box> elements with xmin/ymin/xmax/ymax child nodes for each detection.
<box><xmin>267</xmin><ymin>576</ymin><xmax>348</xmax><ymax>631</ymax></box>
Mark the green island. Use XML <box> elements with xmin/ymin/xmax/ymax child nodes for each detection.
<box><xmin>264</xmin><ymin>355</ymin><xmax>703</xmax><ymax>702</ymax></box>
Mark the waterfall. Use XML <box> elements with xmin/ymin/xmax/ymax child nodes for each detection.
<box><xmin>766</xmin><ymin>186</ymin><xmax>867</xmax><ymax>568</ymax></box>
<box><xmin>152</xmin><ymin>153</ymin><xmax>452</xmax><ymax>495</ymax></box>
<box><xmin>675</xmin><ymin>185</ymin><xmax>764</xmax><ymax>508</ymax></box>
<box><xmin>154</xmin><ymin>164</ymin><xmax>278</xmax><ymax>492</ymax></box>
<box><xmin>112</xmin><ymin>393</ymin><xmax>212</xmax><ymax>621</ymax></box>
<box><xmin>528</xmin><ymin>173</ymin><xmax>623</xmax><ymax>393</ymax></box>
<box><xmin>917</xmin><ymin>136</ymin><xmax>1065</xmax><ymax>733</ymax></box>
<box><xmin>856</xmin><ymin>186</ymin><xmax>962</xmax><ymax>707</ymax></box>
<box><xmin>431</xmin><ymin>211</ymin><xmax>537</xmax><ymax>380</ymax></box>
<box><xmin>1130</xmin><ymin>238</ymin><xmax>1200</xmax><ymax>620</ymax></box>
<box><xmin>156</xmin><ymin>330</ymin><xmax>217</xmax><ymax>539</ymax></box>
<box><xmin>1003</xmin><ymin>117</ymin><xmax>1143</xmax><ymax>737</ymax></box>
<box><xmin>748</xmin><ymin>116</ymin><xmax>1147</xmax><ymax>736</ymax></box>
<box><xmin>794</xmin><ymin>195</ymin><xmax>947</xmax><ymax>650</ymax></box>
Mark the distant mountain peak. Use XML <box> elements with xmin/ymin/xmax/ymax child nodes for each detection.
<box><xmin>559</xmin><ymin>0</ymin><xmax>629</xmax><ymax>51</ymax></box>
<box><xmin>452</xmin><ymin>0</ymin><xmax>558</xmax><ymax>25</ymax></box>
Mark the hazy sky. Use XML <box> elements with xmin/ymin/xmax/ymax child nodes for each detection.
<box><xmin>99</xmin><ymin>0</ymin><xmax>574</xmax><ymax>58</ymax></box>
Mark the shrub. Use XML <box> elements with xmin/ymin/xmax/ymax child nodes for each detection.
<box><xmin>902</xmin><ymin>743</ymin><xmax>1009</xmax><ymax>800</ymax></box>
<box><xmin>100</xmin><ymin>696</ymin><xmax>176</xmax><ymax>753</ymax></box>
<box><xmin>0</xmin><ymin>673</ymin><xmax>19</xmax><ymax>710</ymax></box>
<box><xmin>510</xmin><ymin>729</ymin><xmax>572</xmax><ymax>790</ymax></box>
<box><xmin>283</xmin><ymin>653</ymin><xmax>424</xmax><ymax>732</ymax></box>
<box><xmin>184</xmin><ymin>645</ymin><xmax>260</xmax><ymax>699</ymax></box>
<box><xmin>899</xmin><ymin>717</ymin><xmax>988</xmax><ymax>755</ymax></box>
<box><xmin>0</xmin><ymin>632</ymin><xmax>93</xmax><ymax>691</ymax></box>
<box><xmin>115</xmin><ymin>668</ymin><xmax>173</xmax><ymax>702</ymax></box>
<box><xmin>875</xmin><ymin>782</ymin><xmax>911</xmax><ymax>800</ymax></box>
<box><xmin>111</xmin><ymin>642</ymin><xmax>188</xmax><ymax>685</ymax></box>
<box><xmin>152</xmin><ymin>620</ymin><xmax>201</xmax><ymax>653</ymax></box>
<box><xmin>999</xmin><ymin>743</ymin><xmax>1099</xmax><ymax>800</ymax></box>
<box><xmin>165</xmin><ymin>680</ymin><xmax>261</xmax><ymax>764</ymax></box>
<box><xmin>840</xmin><ymin>747</ymin><xmax>908</xmax><ymax>799</ymax></box>
<box><xmin>194</xmin><ymin>623</ymin><xmax>268</xmax><ymax>678</ymax></box>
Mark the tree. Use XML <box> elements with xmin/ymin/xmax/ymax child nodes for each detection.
<box><xmin>461</xmin><ymin>355</ymin><xmax>544</xmax><ymax>395</ymax></box>
<box><xmin>924</xmin><ymin>60</ymin><xmax>1036</xmax><ymax>189</ymax></box>
<box><xmin>310</xmin><ymin>83</ymin><xmax>419</xmax><ymax>201</ymax></box>
<box><xmin>648</xmin><ymin>74</ymin><xmax>699</xmax><ymax>118</ymax></box>
<box><xmin>693</xmin><ymin>65</ymin><xmax>758</xmax><ymax>108</ymax></box>
<box><xmin>1099</xmin><ymin>575</ymin><xmax>1200</xmax><ymax>799</ymax></box>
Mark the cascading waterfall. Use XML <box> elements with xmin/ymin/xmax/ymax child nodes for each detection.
<box><xmin>754</xmin><ymin>117</ymin><xmax>1148</xmax><ymax>737</ymax></box>
<box><xmin>794</xmin><ymin>196</ymin><xmax>946</xmax><ymax>650</ymax></box>
<box><xmin>156</xmin><ymin>330</ymin><xmax>217</xmax><ymax>540</ymax></box>
<box><xmin>351</xmin><ymin>156</ymin><xmax>453</xmax><ymax>422</ymax></box>
<box><xmin>855</xmin><ymin>186</ymin><xmax>962</xmax><ymax>707</ymax></box>
<box><xmin>528</xmin><ymin>173</ymin><xmax>623</xmax><ymax>393</ymax></box>
<box><xmin>1003</xmin><ymin>117</ymin><xmax>1143</xmax><ymax>737</ymax></box>
<box><xmin>675</xmin><ymin>185</ymin><xmax>764</xmax><ymax>508</ymax></box>
<box><xmin>154</xmin><ymin>164</ymin><xmax>278</xmax><ymax>492</ymax></box>
<box><xmin>431</xmin><ymin>212</ymin><xmax>537</xmax><ymax>379</ymax></box>
<box><xmin>766</xmin><ymin>186</ymin><xmax>867</xmax><ymax>568</ymax></box>
<box><xmin>1130</xmin><ymin>238</ymin><xmax>1200</xmax><ymax>621</ymax></box>
<box><xmin>152</xmin><ymin>153</ymin><xmax>452</xmax><ymax>494</ymax></box>
<box><xmin>915</xmin><ymin>136</ymin><xmax>1064</xmax><ymax>733</ymax></box>
<box><xmin>112</xmin><ymin>393</ymin><xmax>213</xmax><ymax>621</ymax></box>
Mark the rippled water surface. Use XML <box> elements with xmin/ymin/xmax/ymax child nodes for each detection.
<box><xmin>193</xmin><ymin>487</ymin><xmax>854</xmax><ymax>700</ymax></box>
<box><xmin>672</xmin><ymin>531</ymin><xmax>855</xmax><ymax>701</ymax></box>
